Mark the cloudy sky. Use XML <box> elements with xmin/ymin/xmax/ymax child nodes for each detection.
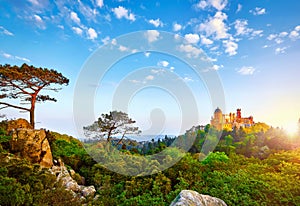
<box><xmin>1</xmin><ymin>0</ymin><xmax>300</xmax><ymax>137</ymax></box>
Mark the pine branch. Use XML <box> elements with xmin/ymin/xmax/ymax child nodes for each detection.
<box><xmin>0</xmin><ymin>102</ymin><xmax>30</xmax><ymax>111</ymax></box>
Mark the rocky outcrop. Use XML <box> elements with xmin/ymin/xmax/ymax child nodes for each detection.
<box><xmin>10</xmin><ymin>128</ymin><xmax>53</xmax><ymax>168</ymax></box>
<box><xmin>7</xmin><ymin>118</ymin><xmax>32</xmax><ymax>133</ymax></box>
<box><xmin>50</xmin><ymin>161</ymin><xmax>96</xmax><ymax>200</ymax></box>
<box><xmin>170</xmin><ymin>190</ymin><xmax>227</xmax><ymax>206</ymax></box>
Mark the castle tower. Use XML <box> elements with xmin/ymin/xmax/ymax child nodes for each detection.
<box><xmin>237</xmin><ymin>108</ymin><xmax>241</xmax><ymax>119</ymax></box>
<box><xmin>210</xmin><ymin>107</ymin><xmax>223</xmax><ymax>130</ymax></box>
<box><xmin>214</xmin><ymin>107</ymin><xmax>223</xmax><ymax>122</ymax></box>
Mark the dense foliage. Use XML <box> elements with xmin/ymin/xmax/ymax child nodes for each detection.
<box><xmin>0</xmin><ymin>122</ymin><xmax>300</xmax><ymax>205</ymax></box>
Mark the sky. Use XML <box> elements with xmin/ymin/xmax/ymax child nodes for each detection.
<box><xmin>1</xmin><ymin>0</ymin><xmax>300</xmax><ymax>138</ymax></box>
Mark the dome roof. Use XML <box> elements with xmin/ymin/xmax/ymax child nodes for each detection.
<box><xmin>214</xmin><ymin>107</ymin><xmax>222</xmax><ymax>113</ymax></box>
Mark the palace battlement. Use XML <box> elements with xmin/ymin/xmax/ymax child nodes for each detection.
<box><xmin>211</xmin><ymin>108</ymin><xmax>254</xmax><ymax>130</ymax></box>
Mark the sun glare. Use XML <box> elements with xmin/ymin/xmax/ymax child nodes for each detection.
<box><xmin>283</xmin><ymin>122</ymin><xmax>298</xmax><ymax>136</ymax></box>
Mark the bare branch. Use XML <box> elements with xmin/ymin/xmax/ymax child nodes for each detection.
<box><xmin>0</xmin><ymin>102</ymin><xmax>30</xmax><ymax>111</ymax></box>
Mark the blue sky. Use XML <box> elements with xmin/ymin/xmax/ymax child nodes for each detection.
<box><xmin>1</xmin><ymin>0</ymin><xmax>300</xmax><ymax>137</ymax></box>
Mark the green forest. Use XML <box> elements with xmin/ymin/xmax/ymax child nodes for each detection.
<box><xmin>1</xmin><ymin>119</ymin><xmax>300</xmax><ymax>205</ymax></box>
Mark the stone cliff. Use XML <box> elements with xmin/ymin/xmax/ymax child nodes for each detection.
<box><xmin>9</xmin><ymin>120</ymin><xmax>53</xmax><ymax>168</ymax></box>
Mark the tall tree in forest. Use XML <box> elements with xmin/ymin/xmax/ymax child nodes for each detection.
<box><xmin>0</xmin><ymin>63</ymin><xmax>69</xmax><ymax>128</ymax></box>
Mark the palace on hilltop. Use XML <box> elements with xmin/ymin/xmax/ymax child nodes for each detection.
<box><xmin>210</xmin><ymin>107</ymin><xmax>254</xmax><ymax>130</ymax></box>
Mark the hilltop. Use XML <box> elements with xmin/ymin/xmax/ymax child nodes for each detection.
<box><xmin>1</xmin><ymin>118</ymin><xmax>300</xmax><ymax>205</ymax></box>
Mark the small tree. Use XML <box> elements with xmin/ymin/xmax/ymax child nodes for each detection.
<box><xmin>83</xmin><ymin>111</ymin><xmax>141</xmax><ymax>144</ymax></box>
<box><xmin>0</xmin><ymin>63</ymin><xmax>69</xmax><ymax>128</ymax></box>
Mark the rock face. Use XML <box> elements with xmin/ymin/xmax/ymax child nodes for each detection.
<box><xmin>50</xmin><ymin>161</ymin><xmax>96</xmax><ymax>199</ymax></box>
<box><xmin>7</xmin><ymin>118</ymin><xmax>33</xmax><ymax>133</ymax></box>
<box><xmin>170</xmin><ymin>190</ymin><xmax>227</xmax><ymax>206</ymax></box>
<box><xmin>10</xmin><ymin>128</ymin><xmax>53</xmax><ymax>168</ymax></box>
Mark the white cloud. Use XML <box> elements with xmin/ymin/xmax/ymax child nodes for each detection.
<box><xmin>1</xmin><ymin>52</ymin><xmax>30</xmax><ymax>62</ymax></box>
<box><xmin>196</xmin><ymin>0</ymin><xmax>228</xmax><ymax>11</ymax></box>
<box><xmin>236</xmin><ymin>4</ymin><xmax>242</xmax><ymax>13</ymax></box>
<box><xmin>295</xmin><ymin>25</ymin><xmax>300</xmax><ymax>31</ymax></box>
<box><xmin>2</xmin><ymin>52</ymin><xmax>12</xmax><ymax>59</ymax></box>
<box><xmin>149</xmin><ymin>19</ymin><xmax>163</xmax><ymax>27</ymax></box>
<box><xmin>267</xmin><ymin>34</ymin><xmax>277</xmax><ymax>40</ymax></box>
<box><xmin>234</xmin><ymin>19</ymin><xmax>252</xmax><ymax>36</ymax></box>
<box><xmin>95</xmin><ymin>0</ymin><xmax>104</xmax><ymax>8</ymax></box>
<box><xmin>131</xmin><ymin>49</ymin><xmax>138</xmax><ymax>53</ymax></box>
<box><xmin>279</xmin><ymin>32</ymin><xmax>288</xmax><ymax>37</ymax></box>
<box><xmin>129</xmin><ymin>79</ymin><xmax>141</xmax><ymax>84</ymax></box>
<box><xmin>70</xmin><ymin>11</ymin><xmax>81</xmax><ymax>24</ymax></box>
<box><xmin>202</xmin><ymin>56</ymin><xmax>217</xmax><ymax>62</ymax></box>
<box><xmin>196</xmin><ymin>0</ymin><xmax>208</xmax><ymax>9</ymax></box>
<box><xmin>33</xmin><ymin>14</ymin><xmax>45</xmax><ymax>29</ymax></box>
<box><xmin>118</xmin><ymin>45</ymin><xmax>128</xmax><ymax>52</ymax></box>
<box><xmin>238</xmin><ymin>66</ymin><xmax>255</xmax><ymax>75</ymax></box>
<box><xmin>0</xmin><ymin>26</ymin><xmax>14</xmax><ymax>36</ymax></box>
<box><xmin>101</xmin><ymin>36</ymin><xmax>110</xmax><ymax>45</ymax></box>
<box><xmin>145</xmin><ymin>75</ymin><xmax>154</xmax><ymax>80</ymax></box>
<box><xmin>275</xmin><ymin>47</ymin><xmax>287</xmax><ymax>54</ymax></box>
<box><xmin>184</xmin><ymin>33</ymin><xmax>200</xmax><ymax>44</ymax></box>
<box><xmin>212</xmin><ymin>64</ymin><xmax>223</xmax><ymax>70</ymax></box>
<box><xmin>34</xmin><ymin>15</ymin><xmax>42</xmax><ymax>23</ymax></box>
<box><xmin>174</xmin><ymin>34</ymin><xmax>180</xmax><ymax>40</ymax></box>
<box><xmin>251</xmin><ymin>7</ymin><xmax>266</xmax><ymax>15</ymax></box>
<box><xmin>111</xmin><ymin>38</ymin><xmax>117</xmax><ymax>45</ymax></box>
<box><xmin>289</xmin><ymin>30</ymin><xmax>299</xmax><ymax>40</ymax></box>
<box><xmin>144</xmin><ymin>52</ymin><xmax>151</xmax><ymax>57</ymax></box>
<box><xmin>223</xmin><ymin>40</ymin><xmax>238</xmax><ymax>56</ymax></box>
<box><xmin>251</xmin><ymin>30</ymin><xmax>263</xmax><ymax>37</ymax></box>
<box><xmin>72</xmin><ymin>27</ymin><xmax>83</xmax><ymax>36</ymax></box>
<box><xmin>210</xmin><ymin>46</ymin><xmax>219</xmax><ymax>51</ymax></box>
<box><xmin>210</xmin><ymin>0</ymin><xmax>228</xmax><ymax>11</ymax></box>
<box><xmin>200</xmin><ymin>35</ymin><xmax>213</xmax><ymax>45</ymax></box>
<box><xmin>275</xmin><ymin>38</ymin><xmax>283</xmax><ymax>44</ymax></box>
<box><xmin>151</xmin><ymin>69</ymin><xmax>165</xmax><ymax>74</ymax></box>
<box><xmin>198</xmin><ymin>11</ymin><xmax>229</xmax><ymax>40</ymax></box>
<box><xmin>145</xmin><ymin>30</ymin><xmax>160</xmax><ymax>43</ymax></box>
<box><xmin>173</xmin><ymin>23</ymin><xmax>182</xmax><ymax>31</ymax></box>
<box><xmin>112</xmin><ymin>6</ymin><xmax>135</xmax><ymax>21</ymax></box>
<box><xmin>178</xmin><ymin>44</ymin><xmax>203</xmax><ymax>58</ymax></box>
<box><xmin>170</xmin><ymin>67</ymin><xmax>175</xmax><ymax>72</ymax></box>
<box><xmin>182</xmin><ymin>77</ymin><xmax>193</xmax><ymax>82</ymax></box>
<box><xmin>15</xmin><ymin>56</ymin><xmax>30</xmax><ymax>62</ymax></box>
<box><xmin>87</xmin><ymin>28</ymin><xmax>97</xmax><ymax>40</ymax></box>
<box><xmin>27</xmin><ymin>0</ymin><xmax>39</xmax><ymax>6</ymax></box>
<box><xmin>157</xmin><ymin>60</ymin><xmax>169</xmax><ymax>67</ymax></box>
<box><xmin>262</xmin><ymin>45</ymin><xmax>269</xmax><ymax>48</ymax></box>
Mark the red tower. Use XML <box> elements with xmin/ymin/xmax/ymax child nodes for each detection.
<box><xmin>237</xmin><ymin>108</ymin><xmax>241</xmax><ymax>119</ymax></box>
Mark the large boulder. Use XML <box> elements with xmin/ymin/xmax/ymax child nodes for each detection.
<box><xmin>170</xmin><ymin>190</ymin><xmax>227</xmax><ymax>206</ymax></box>
<box><xmin>7</xmin><ymin>118</ymin><xmax>33</xmax><ymax>133</ymax></box>
<box><xmin>10</xmin><ymin>128</ymin><xmax>53</xmax><ymax>168</ymax></box>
